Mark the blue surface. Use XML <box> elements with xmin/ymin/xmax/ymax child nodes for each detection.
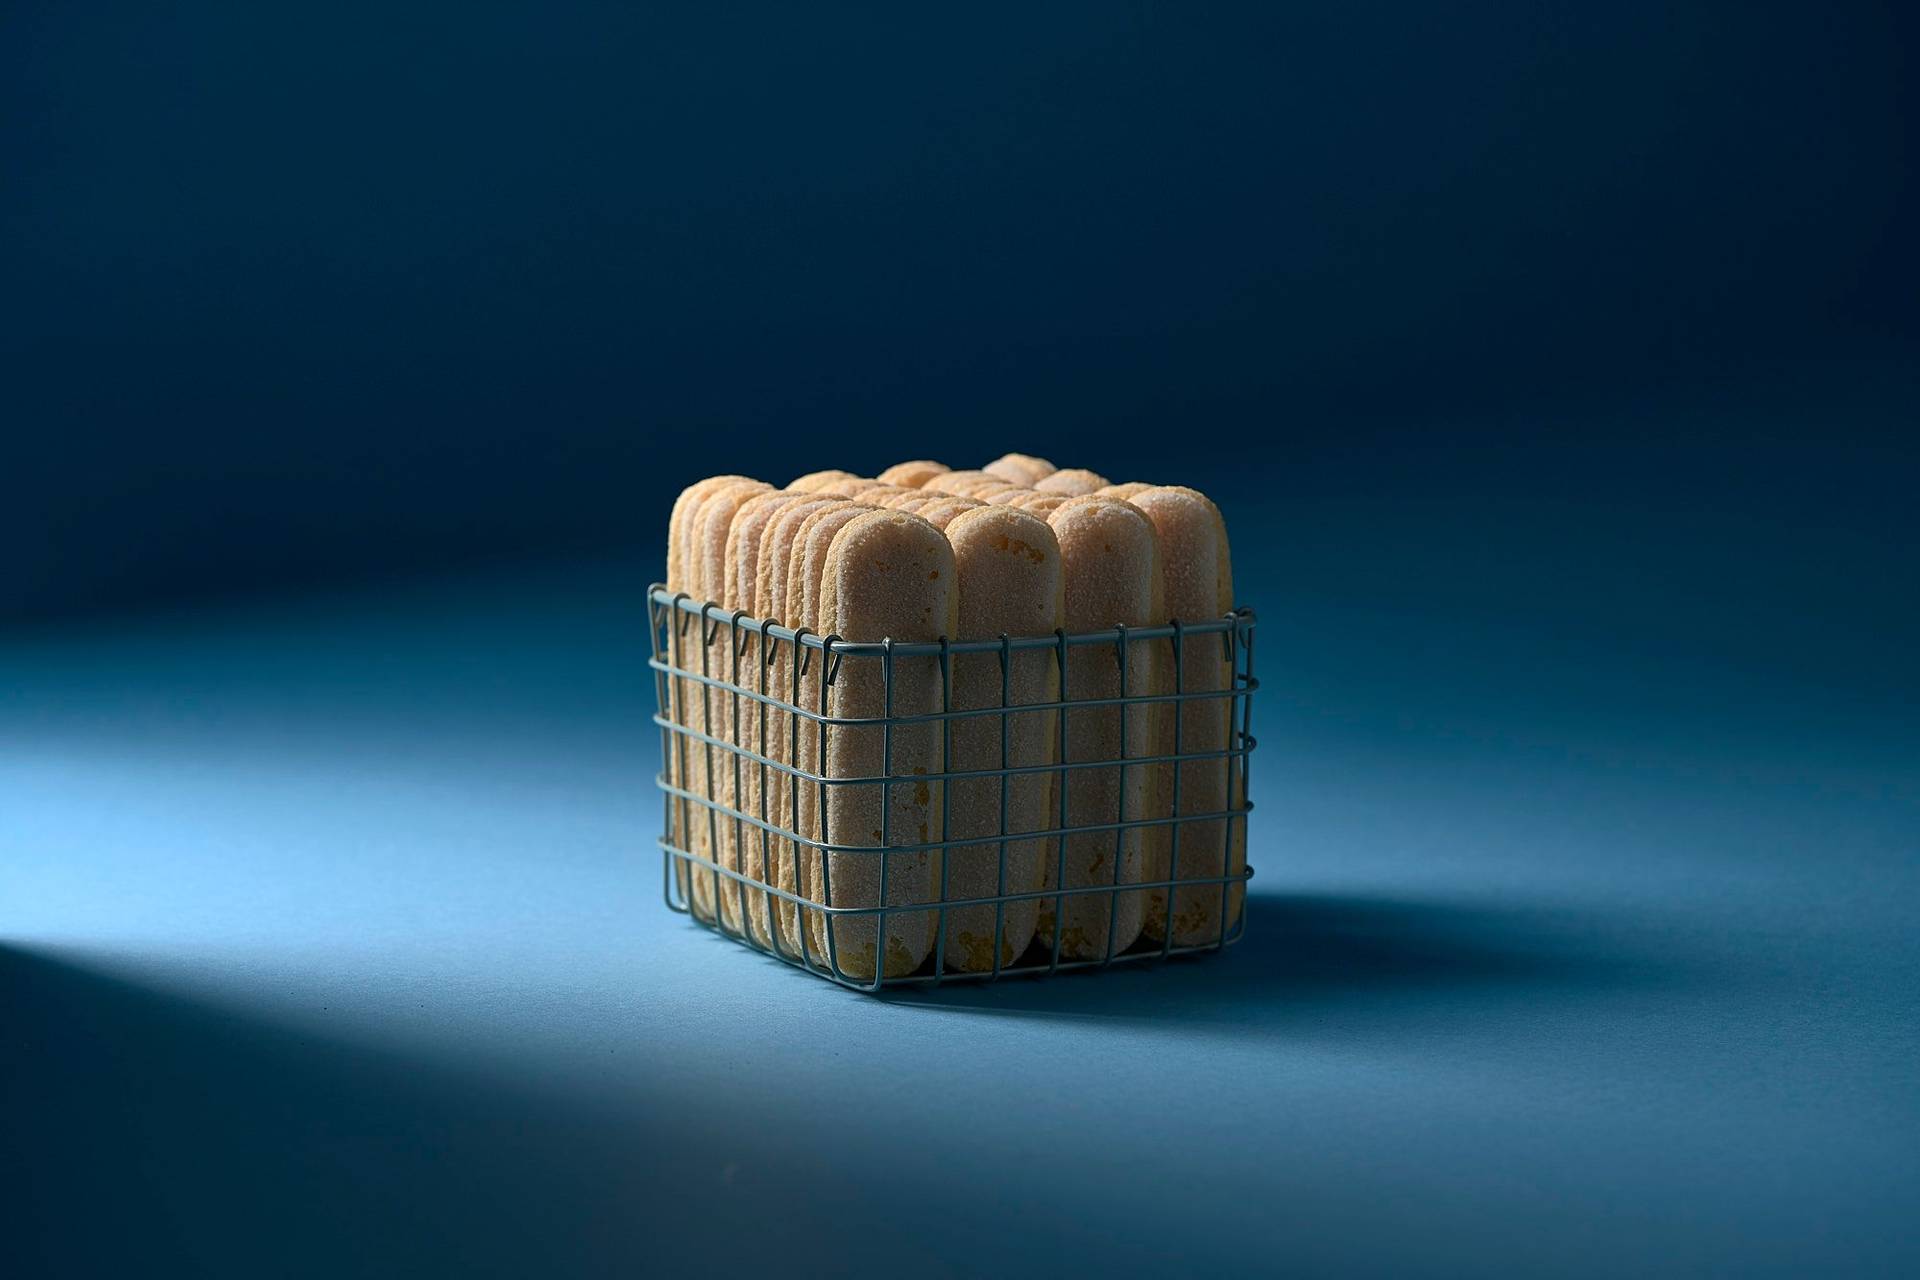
<box><xmin>5</xmin><ymin>537</ymin><xmax>1916</xmax><ymax>1277</ymax></box>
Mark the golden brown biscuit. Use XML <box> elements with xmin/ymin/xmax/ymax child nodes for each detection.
<box><xmin>1004</xmin><ymin>490</ymin><xmax>1072</xmax><ymax>517</ymax></box>
<box><xmin>982</xmin><ymin>453</ymin><xmax>1057</xmax><ymax>487</ymax></box>
<box><xmin>811</xmin><ymin>477</ymin><xmax>876</xmax><ymax>497</ymax></box>
<box><xmin>683</xmin><ymin>478</ymin><xmax>775</xmax><ymax>922</ymax></box>
<box><xmin>807</xmin><ymin>510</ymin><xmax>957</xmax><ymax>980</ymax></box>
<box><xmin>1035</xmin><ymin>468</ymin><xmax>1112</xmax><ymax>496</ymax></box>
<box><xmin>1127</xmin><ymin>486</ymin><xmax>1242</xmax><ymax>945</ymax></box>
<box><xmin>664</xmin><ymin>477</ymin><xmax>759</xmax><ymax>914</ymax></box>
<box><xmin>752</xmin><ymin>497</ymin><xmax>854</xmax><ymax>955</ymax></box>
<box><xmin>788</xmin><ymin>469</ymin><xmax>862</xmax><ymax>493</ymax></box>
<box><xmin>938</xmin><ymin>506</ymin><xmax>1063</xmax><ymax>970</ymax></box>
<box><xmin>905</xmin><ymin>496</ymin><xmax>987</xmax><ymax>529</ymax></box>
<box><xmin>923</xmin><ymin>470</ymin><xmax>1014</xmax><ymax>498</ymax></box>
<box><xmin>851</xmin><ymin>484</ymin><xmax>916</xmax><ymax>503</ymax></box>
<box><xmin>1039</xmin><ymin>496</ymin><xmax>1164</xmax><ymax>959</ymax></box>
<box><xmin>876</xmin><ymin>460</ymin><xmax>951</xmax><ymax>488</ymax></box>
<box><xmin>719</xmin><ymin>490</ymin><xmax>815</xmax><ymax>944</ymax></box>
<box><xmin>1095</xmin><ymin>482</ymin><xmax>1154</xmax><ymax>502</ymax></box>
<box><xmin>783</xmin><ymin>501</ymin><xmax>888</xmax><ymax>959</ymax></box>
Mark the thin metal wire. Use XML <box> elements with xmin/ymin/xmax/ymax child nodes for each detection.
<box><xmin>932</xmin><ymin>637</ymin><xmax>952</xmax><ymax>986</ymax></box>
<box><xmin>1104</xmin><ymin>623</ymin><xmax>1130</xmax><ymax>964</ymax></box>
<box><xmin>1161</xmin><ymin>619</ymin><xmax>1185</xmax><ymax>956</ymax></box>
<box><xmin>874</xmin><ymin>637</ymin><xmax>895</xmax><ymax>993</ymax></box>
<box><xmin>646</xmin><ymin>584</ymin><xmax>1256</xmax><ymax>993</ymax></box>
<box><xmin>990</xmin><ymin>633</ymin><xmax>1012</xmax><ymax>980</ymax></box>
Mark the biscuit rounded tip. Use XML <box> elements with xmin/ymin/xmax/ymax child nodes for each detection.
<box><xmin>1035</xmin><ymin>468</ymin><xmax>1112</xmax><ymax>496</ymax></box>
<box><xmin>983</xmin><ymin>453</ymin><xmax>1058</xmax><ymax>487</ymax></box>
<box><xmin>789</xmin><ymin>469</ymin><xmax>863</xmax><ymax>492</ymax></box>
<box><xmin>875</xmin><ymin>460</ymin><xmax>951</xmax><ymax>488</ymax></box>
<box><xmin>1004</xmin><ymin>489</ymin><xmax>1071</xmax><ymax>516</ymax></box>
<box><xmin>905</xmin><ymin>495</ymin><xmax>986</xmax><ymax>530</ymax></box>
<box><xmin>851</xmin><ymin>483</ymin><xmax>916</xmax><ymax>503</ymax></box>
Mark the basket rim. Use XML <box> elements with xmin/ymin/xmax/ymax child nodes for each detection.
<box><xmin>648</xmin><ymin>583</ymin><xmax>1255</xmax><ymax>658</ymax></box>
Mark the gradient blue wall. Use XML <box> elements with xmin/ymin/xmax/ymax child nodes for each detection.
<box><xmin>5</xmin><ymin>2</ymin><xmax>1914</xmax><ymax>619</ymax></box>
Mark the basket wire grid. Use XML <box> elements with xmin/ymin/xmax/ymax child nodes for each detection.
<box><xmin>648</xmin><ymin>584</ymin><xmax>1258</xmax><ymax>992</ymax></box>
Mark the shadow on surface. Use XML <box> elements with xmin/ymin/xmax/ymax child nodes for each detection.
<box><xmin>877</xmin><ymin>891</ymin><xmax>1683</xmax><ymax>1028</ymax></box>
<box><xmin>0</xmin><ymin>945</ymin><xmax>977</xmax><ymax>1280</ymax></box>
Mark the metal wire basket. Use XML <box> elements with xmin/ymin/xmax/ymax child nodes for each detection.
<box><xmin>647</xmin><ymin>584</ymin><xmax>1258</xmax><ymax>991</ymax></box>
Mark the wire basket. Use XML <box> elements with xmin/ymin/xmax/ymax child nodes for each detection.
<box><xmin>647</xmin><ymin>584</ymin><xmax>1258</xmax><ymax>991</ymax></box>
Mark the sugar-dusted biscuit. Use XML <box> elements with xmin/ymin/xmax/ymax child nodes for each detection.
<box><xmin>1126</xmin><ymin>486</ymin><xmax>1243</xmax><ymax>945</ymax></box>
<box><xmin>1040</xmin><ymin>496</ymin><xmax>1164</xmax><ymax>959</ymax></box>
<box><xmin>983</xmin><ymin>453</ymin><xmax>1057</xmax><ymax>487</ymax></box>
<box><xmin>751</xmin><ymin>497</ymin><xmax>853</xmax><ymax>955</ymax></box>
<box><xmin>851</xmin><ymin>484</ymin><xmax>916</xmax><ymax>503</ymax></box>
<box><xmin>1035</xmin><ymin>468</ymin><xmax>1112</xmax><ymax>496</ymax></box>
<box><xmin>938</xmin><ymin>506</ymin><xmax>1063</xmax><ymax>970</ymax></box>
<box><xmin>924</xmin><ymin>470</ymin><xmax>1016</xmax><ymax>499</ymax></box>
<box><xmin>664</xmin><ymin>477</ymin><xmax>758</xmax><ymax>911</ymax></box>
<box><xmin>668</xmin><ymin>476</ymin><xmax>755</xmax><ymax>594</ymax></box>
<box><xmin>789</xmin><ymin>469</ymin><xmax>862</xmax><ymax>493</ymax></box>
<box><xmin>782</xmin><ymin>501</ymin><xmax>889</xmax><ymax>959</ymax></box>
<box><xmin>876</xmin><ymin>460</ymin><xmax>951</xmax><ymax>488</ymax></box>
<box><xmin>812</xmin><ymin>477</ymin><xmax>877</xmax><ymax>497</ymax></box>
<box><xmin>1004</xmin><ymin>490</ymin><xmax>1072</xmax><ymax>517</ymax></box>
<box><xmin>903</xmin><ymin>496</ymin><xmax>986</xmax><ymax>529</ymax></box>
<box><xmin>718</xmin><ymin>489</ymin><xmax>816</xmax><ymax>944</ymax></box>
<box><xmin>807</xmin><ymin>510</ymin><xmax>957</xmax><ymax>980</ymax></box>
<box><xmin>1096</xmin><ymin>481</ymin><xmax>1155</xmax><ymax>502</ymax></box>
<box><xmin>676</xmin><ymin>479</ymin><xmax>774</xmax><ymax>922</ymax></box>
<box><xmin>688</xmin><ymin>480</ymin><xmax>776</xmax><ymax>925</ymax></box>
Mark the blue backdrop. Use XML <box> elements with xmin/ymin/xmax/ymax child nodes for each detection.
<box><xmin>4</xmin><ymin>4</ymin><xmax>1917</xmax><ymax>1277</ymax></box>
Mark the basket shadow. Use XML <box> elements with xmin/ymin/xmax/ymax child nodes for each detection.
<box><xmin>875</xmin><ymin>891</ymin><xmax>1674</xmax><ymax>1029</ymax></box>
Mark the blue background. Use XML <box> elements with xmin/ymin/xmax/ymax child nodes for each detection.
<box><xmin>4</xmin><ymin>3</ymin><xmax>1918</xmax><ymax>1276</ymax></box>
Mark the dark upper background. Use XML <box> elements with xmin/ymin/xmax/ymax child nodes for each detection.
<box><xmin>3</xmin><ymin>1</ymin><xmax>1916</xmax><ymax>624</ymax></box>
<box><xmin>6</xmin><ymin>9</ymin><xmax>1920</xmax><ymax>1274</ymax></box>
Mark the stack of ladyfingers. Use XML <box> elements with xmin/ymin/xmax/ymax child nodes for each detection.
<box><xmin>665</xmin><ymin>454</ymin><xmax>1244</xmax><ymax>979</ymax></box>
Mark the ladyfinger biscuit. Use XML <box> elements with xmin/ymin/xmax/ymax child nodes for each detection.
<box><xmin>720</xmin><ymin>489</ymin><xmax>815</xmax><ymax>945</ymax></box>
<box><xmin>789</xmin><ymin>469</ymin><xmax>862</xmax><ymax>493</ymax></box>
<box><xmin>668</xmin><ymin>476</ymin><xmax>755</xmax><ymax>592</ymax></box>
<box><xmin>753</xmin><ymin>497</ymin><xmax>855</xmax><ymax>955</ymax></box>
<box><xmin>876</xmin><ymin>460</ymin><xmax>950</xmax><ymax>488</ymax></box>
<box><xmin>670</xmin><ymin>479</ymin><xmax>768</xmax><ymax>860</ymax></box>
<box><xmin>814</xmin><ymin>477</ymin><xmax>877</xmax><ymax>498</ymax></box>
<box><xmin>878</xmin><ymin>493</ymin><xmax>984</xmax><ymax>520</ymax></box>
<box><xmin>782</xmin><ymin>501</ymin><xmax>888</xmax><ymax>960</ymax></box>
<box><xmin>938</xmin><ymin>506</ymin><xmax>1063</xmax><ymax>971</ymax></box>
<box><xmin>1035</xmin><ymin>468</ymin><xmax>1112</xmax><ymax>496</ymax></box>
<box><xmin>688</xmin><ymin>479</ymin><xmax>776</xmax><ymax>926</ymax></box>
<box><xmin>1005</xmin><ymin>490</ymin><xmax>1073</xmax><ymax>518</ymax></box>
<box><xmin>924</xmin><ymin>470</ymin><xmax>1015</xmax><ymax>498</ymax></box>
<box><xmin>1126</xmin><ymin>486</ymin><xmax>1243</xmax><ymax>945</ymax></box>
<box><xmin>809</xmin><ymin>510</ymin><xmax>957</xmax><ymax>980</ymax></box>
<box><xmin>983</xmin><ymin>453</ymin><xmax>1057</xmax><ymax>487</ymax></box>
<box><xmin>664</xmin><ymin>476</ymin><xmax>756</xmax><ymax>895</ymax></box>
<box><xmin>905</xmin><ymin>496</ymin><xmax>986</xmax><ymax>530</ymax></box>
<box><xmin>851</xmin><ymin>484</ymin><xmax>916</xmax><ymax>503</ymax></box>
<box><xmin>759</xmin><ymin>498</ymin><xmax>851</xmax><ymax>626</ymax></box>
<box><xmin>1040</xmin><ymin>496</ymin><xmax>1164</xmax><ymax>959</ymax></box>
<box><xmin>1096</xmin><ymin>482</ymin><xmax>1155</xmax><ymax>502</ymax></box>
